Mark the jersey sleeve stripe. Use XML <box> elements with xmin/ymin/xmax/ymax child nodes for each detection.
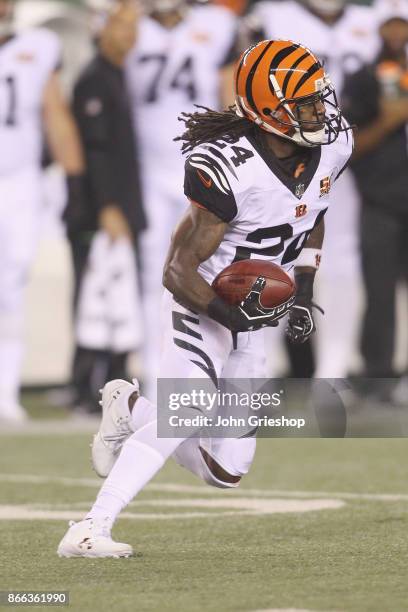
<box><xmin>203</xmin><ymin>145</ymin><xmax>238</xmax><ymax>178</ymax></box>
<box><xmin>189</xmin><ymin>158</ymin><xmax>230</xmax><ymax>195</ymax></box>
<box><xmin>193</xmin><ymin>150</ymin><xmax>232</xmax><ymax>185</ymax></box>
<box><xmin>190</xmin><ymin>153</ymin><xmax>232</xmax><ymax>193</ymax></box>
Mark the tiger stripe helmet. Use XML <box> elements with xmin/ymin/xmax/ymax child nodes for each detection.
<box><xmin>235</xmin><ymin>39</ymin><xmax>345</xmax><ymax>147</ymax></box>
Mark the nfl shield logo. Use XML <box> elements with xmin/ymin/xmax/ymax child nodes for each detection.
<box><xmin>295</xmin><ymin>183</ymin><xmax>305</xmax><ymax>199</ymax></box>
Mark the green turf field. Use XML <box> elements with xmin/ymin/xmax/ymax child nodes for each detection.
<box><xmin>1</xmin><ymin>394</ymin><xmax>408</xmax><ymax>612</ymax></box>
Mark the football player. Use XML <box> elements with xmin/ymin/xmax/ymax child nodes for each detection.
<box><xmin>0</xmin><ymin>0</ymin><xmax>85</xmax><ymax>421</ymax></box>
<box><xmin>58</xmin><ymin>39</ymin><xmax>353</xmax><ymax>557</ymax></box>
<box><xmin>243</xmin><ymin>0</ymin><xmax>380</xmax><ymax>378</ymax></box>
<box><xmin>125</xmin><ymin>0</ymin><xmax>239</xmax><ymax>400</ymax></box>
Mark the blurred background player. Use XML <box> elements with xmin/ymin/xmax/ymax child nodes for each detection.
<box><xmin>0</xmin><ymin>0</ymin><xmax>85</xmax><ymax>421</ymax></box>
<box><xmin>243</xmin><ymin>0</ymin><xmax>380</xmax><ymax>378</ymax></box>
<box><xmin>342</xmin><ymin>1</ymin><xmax>408</xmax><ymax>397</ymax></box>
<box><xmin>125</xmin><ymin>0</ymin><xmax>240</xmax><ymax>399</ymax></box>
<box><xmin>66</xmin><ymin>0</ymin><xmax>146</xmax><ymax>413</ymax></box>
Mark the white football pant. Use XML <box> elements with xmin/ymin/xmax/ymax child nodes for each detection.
<box><xmin>0</xmin><ymin>167</ymin><xmax>43</xmax><ymax>409</ymax></box>
<box><xmin>160</xmin><ymin>289</ymin><xmax>265</xmax><ymax>484</ymax></box>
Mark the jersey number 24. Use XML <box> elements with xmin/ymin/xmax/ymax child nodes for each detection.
<box><xmin>233</xmin><ymin>209</ymin><xmax>327</xmax><ymax>266</ymax></box>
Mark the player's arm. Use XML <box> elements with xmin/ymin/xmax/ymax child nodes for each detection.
<box><xmin>353</xmin><ymin>97</ymin><xmax>408</xmax><ymax>159</ymax></box>
<box><xmin>42</xmin><ymin>71</ymin><xmax>89</xmax><ymax>233</ymax></box>
<box><xmin>163</xmin><ymin>204</ymin><xmax>227</xmax><ymax>313</ymax></box>
<box><xmin>42</xmin><ymin>71</ymin><xmax>85</xmax><ymax>175</ymax></box>
<box><xmin>163</xmin><ymin>204</ymin><xmax>282</xmax><ymax>332</ymax></box>
<box><xmin>218</xmin><ymin>28</ymin><xmax>241</xmax><ymax>108</ymax></box>
<box><xmin>220</xmin><ymin>63</ymin><xmax>236</xmax><ymax>108</ymax></box>
<box><xmin>167</xmin><ymin>157</ymin><xmax>287</xmax><ymax>331</ymax></box>
<box><xmin>164</xmin><ymin>156</ymin><xmax>235</xmax><ymax>317</ymax></box>
<box><xmin>286</xmin><ymin>216</ymin><xmax>325</xmax><ymax>344</ymax></box>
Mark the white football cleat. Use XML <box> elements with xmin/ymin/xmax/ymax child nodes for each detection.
<box><xmin>92</xmin><ymin>379</ymin><xmax>139</xmax><ymax>478</ymax></box>
<box><xmin>57</xmin><ymin>518</ymin><xmax>133</xmax><ymax>558</ymax></box>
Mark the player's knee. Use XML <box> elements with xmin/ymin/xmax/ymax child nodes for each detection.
<box><xmin>199</xmin><ymin>436</ymin><xmax>257</xmax><ymax>489</ymax></box>
<box><xmin>200</xmin><ymin>447</ymin><xmax>242</xmax><ymax>487</ymax></box>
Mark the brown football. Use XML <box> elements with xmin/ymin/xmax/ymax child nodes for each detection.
<box><xmin>212</xmin><ymin>259</ymin><xmax>296</xmax><ymax>307</ymax></box>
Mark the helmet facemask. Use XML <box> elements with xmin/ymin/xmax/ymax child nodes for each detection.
<box><xmin>266</xmin><ymin>76</ymin><xmax>344</xmax><ymax>147</ymax></box>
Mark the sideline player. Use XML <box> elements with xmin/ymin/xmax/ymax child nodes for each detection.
<box><xmin>0</xmin><ymin>0</ymin><xmax>85</xmax><ymax>421</ymax></box>
<box><xmin>125</xmin><ymin>0</ymin><xmax>239</xmax><ymax>400</ymax></box>
<box><xmin>57</xmin><ymin>39</ymin><xmax>353</xmax><ymax>557</ymax></box>
<box><xmin>244</xmin><ymin>0</ymin><xmax>379</xmax><ymax>377</ymax></box>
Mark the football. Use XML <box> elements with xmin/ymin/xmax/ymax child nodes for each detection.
<box><xmin>212</xmin><ymin>259</ymin><xmax>296</xmax><ymax>307</ymax></box>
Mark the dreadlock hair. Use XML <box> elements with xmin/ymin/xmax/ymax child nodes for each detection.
<box><xmin>174</xmin><ymin>104</ymin><xmax>258</xmax><ymax>154</ymax></box>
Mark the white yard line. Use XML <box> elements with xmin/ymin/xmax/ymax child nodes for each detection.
<box><xmin>0</xmin><ymin>473</ymin><xmax>407</xmax><ymax>501</ymax></box>
<box><xmin>0</xmin><ymin>418</ymin><xmax>98</xmax><ymax>435</ymax></box>
<box><xmin>0</xmin><ymin>497</ymin><xmax>344</xmax><ymax>521</ymax></box>
<box><xmin>0</xmin><ymin>505</ymin><xmax>247</xmax><ymax>521</ymax></box>
<box><xmin>251</xmin><ymin>609</ymin><xmax>331</xmax><ymax>612</ymax></box>
<box><xmin>251</xmin><ymin>609</ymin><xmax>325</xmax><ymax>612</ymax></box>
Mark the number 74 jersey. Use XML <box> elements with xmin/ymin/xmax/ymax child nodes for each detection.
<box><xmin>184</xmin><ymin>124</ymin><xmax>353</xmax><ymax>284</ymax></box>
<box><xmin>125</xmin><ymin>6</ymin><xmax>238</xmax><ymax>170</ymax></box>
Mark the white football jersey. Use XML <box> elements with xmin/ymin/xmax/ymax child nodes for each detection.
<box><xmin>184</xmin><ymin>124</ymin><xmax>353</xmax><ymax>284</ymax></box>
<box><xmin>0</xmin><ymin>29</ymin><xmax>61</xmax><ymax>175</ymax></box>
<box><xmin>125</xmin><ymin>5</ymin><xmax>238</xmax><ymax>174</ymax></box>
<box><xmin>248</xmin><ymin>0</ymin><xmax>380</xmax><ymax>93</ymax></box>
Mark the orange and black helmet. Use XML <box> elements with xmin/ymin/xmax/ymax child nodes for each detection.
<box><xmin>235</xmin><ymin>39</ymin><xmax>345</xmax><ymax>146</ymax></box>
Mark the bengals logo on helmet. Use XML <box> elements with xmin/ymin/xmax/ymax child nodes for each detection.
<box><xmin>234</xmin><ymin>39</ymin><xmax>345</xmax><ymax>147</ymax></box>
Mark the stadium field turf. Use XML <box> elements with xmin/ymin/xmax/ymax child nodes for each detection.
<box><xmin>1</xmin><ymin>393</ymin><xmax>407</xmax><ymax>612</ymax></box>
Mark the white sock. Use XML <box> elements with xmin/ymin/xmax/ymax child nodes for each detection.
<box><xmin>131</xmin><ymin>396</ymin><xmax>157</xmax><ymax>430</ymax></box>
<box><xmin>86</xmin><ymin>420</ymin><xmax>186</xmax><ymax>523</ymax></box>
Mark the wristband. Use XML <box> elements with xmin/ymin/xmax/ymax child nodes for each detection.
<box><xmin>296</xmin><ymin>248</ymin><xmax>322</xmax><ymax>269</ymax></box>
<box><xmin>294</xmin><ymin>272</ymin><xmax>315</xmax><ymax>303</ymax></box>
